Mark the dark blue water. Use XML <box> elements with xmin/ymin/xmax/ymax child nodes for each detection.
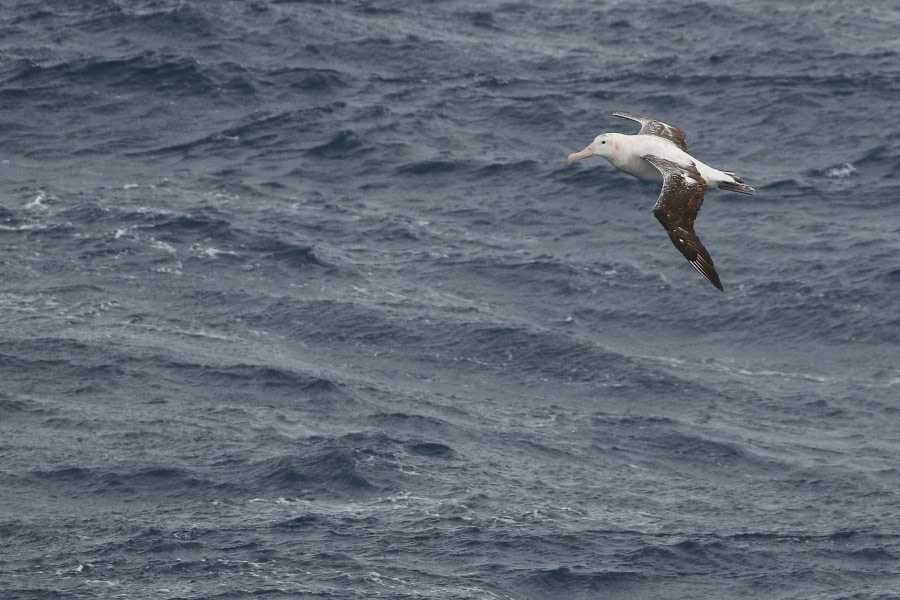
<box><xmin>1</xmin><ymin>1</ymin><xmax>898</xmax><ymax>598</ymax></box>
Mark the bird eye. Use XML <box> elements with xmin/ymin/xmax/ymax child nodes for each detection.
<box><xmin>601</xmin><ymin>141</ymin><xmax>606</xmax><ymax>144</ymax></box>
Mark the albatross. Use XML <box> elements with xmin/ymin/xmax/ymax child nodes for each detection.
<box><xmin>567</xmin><ymin>111</ymin><xmax>754</xmax><ymax>291</ymax></box>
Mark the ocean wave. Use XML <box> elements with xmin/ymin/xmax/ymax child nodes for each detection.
<box><xmin>253</xmin><ymin>239</ymin><xmax>331</xmax><ymax>269</ymax></box>
<box><xmin>305</xmin><ymin>130</ymin><xmax>371</xmax><ymax>159</ymax></box>
<box><xmin>2</xmin><ymin>1</ymin><xmax>898</xmax><ymax>598</ymax></box>
<box><xmin>404</xmin><ymin>441</ymin><xmax>455</xmax><ymax>459</ymax></box>
<box><xmin>522</xmin><ymin>566</ymin><xmax>649</xmax><ymax>595</ymax></box>
<box><xmin>395</xmin><ymin>159</ymin><xmax>474</xmax><ymax>176</ymax></box>
<box><xmin>150</xmin><ymin>358</ymin><xmax>342</xmax><ymax>394</ymax></box>
<box><xmin>77</xmin><ymin>2</ymin><xmax>214</xmax><ymax>38</ymax></box>
<box><xmin>248</xmin><ymin>450</ymin><xmax>377</xmax><ymax>496</ymax></box>
<box><xmin>7</xmin><ymin>52</ymin><xmax>248</xmax><ymax>99</ymax></box>
<box><xmin>265</xmin><ymin>66</ymin><xmax>350</xmax><ymax>94</ymax></box>
<box><xmin>27</xmin><ymin>465</ymin><xmax>213</xmax><ymax>498</ymax></box>
<box><xmin>236</xmin><ymin>431</ymin><xmax>437</xmax><ymax>497</ymax></box>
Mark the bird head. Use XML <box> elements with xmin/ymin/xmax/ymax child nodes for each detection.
<box><xmin>567</xmin><ymin>133</ymin><xmax>615</xmax><ymax>164</ymax></box>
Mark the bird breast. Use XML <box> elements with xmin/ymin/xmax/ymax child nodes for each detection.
<box><xmin>609</xmin><ymin>152</ymin><xmax>665</xmax><ymax>183</ymax></box>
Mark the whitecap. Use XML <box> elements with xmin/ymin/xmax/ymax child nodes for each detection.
<box><xmin>823</xmin><ymin>162</ymin><xmax>857</xmax><ymax>178</ymax></box>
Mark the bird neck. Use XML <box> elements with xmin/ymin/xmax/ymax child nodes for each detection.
<box><xmin>603</xmin><ymin>134</ymin><xmax>630</xmax><ymax>166</ymax></box>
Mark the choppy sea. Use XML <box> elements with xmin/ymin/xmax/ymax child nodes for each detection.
<box><xmin>1</xmin><ymin>1</ymin><xmax>898</xmax><ymax>598</ymax></box>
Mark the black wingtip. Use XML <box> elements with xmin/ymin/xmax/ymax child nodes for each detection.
<box><xmin>707</xmin><ymin>276</ymin><xmax>725</xmax><ymax>292</ymax></box>
<box><xmin>707</xmin><ymin>274</ymin><xmax>725</xmax><ymax>292</ymax></box>
<box><xmin>689</xmin><ymin>259</ymin><xmax>724</xmax><ymax>292</ymax></box>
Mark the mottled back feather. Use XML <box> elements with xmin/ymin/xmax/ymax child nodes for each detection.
<box><xmin>614</xmin><ymin>111</ymin><xmax>689</xmax><ymax>152</ymax></box>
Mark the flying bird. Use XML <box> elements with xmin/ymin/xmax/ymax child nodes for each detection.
<box><xmin>567</xmin><ymin>111</ymin><xmax>754</xmax><ymax>291</ymax></box>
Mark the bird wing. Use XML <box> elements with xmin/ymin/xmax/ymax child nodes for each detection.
<box><xmin>613</xmin><ymin>111</ymin><xmax>688</xmax><ymax>152</ymax></box>
<box><xmin>642</xmin><ymin>154</ymin><xmax>723</xmax><ymax>291</ymax></box>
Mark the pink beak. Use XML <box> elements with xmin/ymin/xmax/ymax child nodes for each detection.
<box><xmin>567</xmin><ymin>142</ymin><xmax>595</xmax><ymax>164</ymax></box>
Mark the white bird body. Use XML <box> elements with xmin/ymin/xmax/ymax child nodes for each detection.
<box><xmin>567</xmin><ymin>112</ymin><xmax>754</xmax><ymax>291</ymax></box>
<box><xmin>577</xmin><ymin>132</ymin><xmax>735</xmax><ymax>189</ymax></box>
<box><xmin>596</xmin><ymin>133</ymin><xmax>731</xmax><ymax>187</ymax></box>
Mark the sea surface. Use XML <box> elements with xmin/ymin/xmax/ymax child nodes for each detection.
<box><xmin>1</xmin><ymin>1</ymin><xmax>898</xmax><ymax>598</ymax></box>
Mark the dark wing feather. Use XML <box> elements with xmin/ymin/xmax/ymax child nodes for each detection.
<box><xmin>642</xmin><ymin>154</ymin><xmax>723</xmax><ymax>291</ymax></box>
<box><xmin>613</xmin><ymin>111</ymin><xmax>688</xmax><ymax>152</ymax></box>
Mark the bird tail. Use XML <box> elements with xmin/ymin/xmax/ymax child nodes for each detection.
<box><xmin>717</xmin><ymin>172</ymin><xmax>755</xmax><ymax>195</ymax></box>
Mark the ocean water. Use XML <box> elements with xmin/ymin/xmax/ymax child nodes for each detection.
<box><xmin>1</xmin><ymin>1</ymin><xmax>898</xmax><ymax>598</ymax></box>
